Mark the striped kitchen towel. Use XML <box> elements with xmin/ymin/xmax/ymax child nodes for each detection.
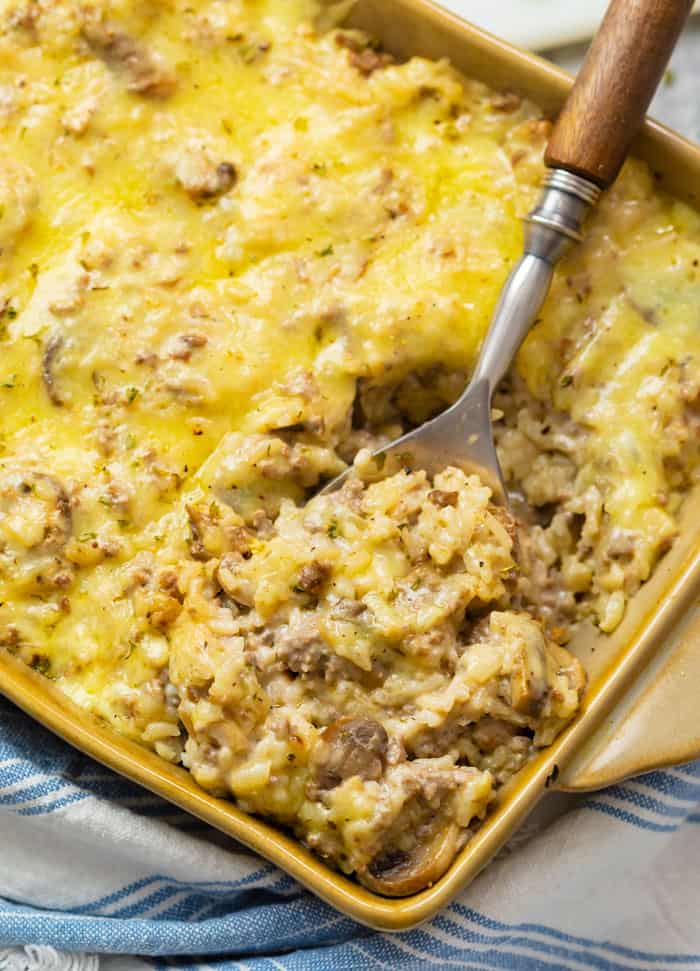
<box><xmin>0</xmin><ymin>695</ymin><xmax>699</xmax><ymax>971</ymax></box>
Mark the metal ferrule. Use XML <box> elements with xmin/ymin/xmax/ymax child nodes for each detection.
<box><xmin>525</xmin><ymin>169</ymin><xmax>602</xmax><ymax>263</ymax></box>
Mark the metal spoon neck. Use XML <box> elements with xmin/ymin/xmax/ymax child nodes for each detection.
<box><xmin>468</xmin><ymin>168</ymin><xmax>601</xmax><ymax>396</ymax></box>
<box><xmin>525</xmin><ymin>168</ymin><xmax>602</xmax><ymax>258</ymax></box>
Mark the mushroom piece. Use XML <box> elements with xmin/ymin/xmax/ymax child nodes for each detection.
<box><xmin>41</xmin><ymin>334</ymin><xmax>65</xmax><ymax>407</ymax></box>
<box><xmin>83</xmin><ymin>21</ymin><xmax>177</xmax><ymax>98</ymax></box>
<box><xmin>358</xmin><ymin>821</ymin><xmax>459</xmax><ymax>896</ymax></box>
<box><xmin>183</xmin><ymin>161</ymin><xmax>237</xmax><ymax>202</ymax></box>
<box><xmin>311</xmin><ymin>717</ymin><xmax>388</xmax><ymax>791</ymax></box>
<box><xmin>548</xmin><ymin>641</ymin><xmax>587</xmax><ymax>699</ymax></box>
<box><xmin>295</xmin><ymin>560</ymin><xmax>331</xmax><ymax>596</ymax></box>
<box><xmin>428</xmin><ymin>489</ymin><xmax>458</xmax><ymax>508</ymax></box>
<box><xmin>0</xmin><ymin>470</ymin><xmax>73</xmax><ymax>552</ymax></box>
<box><xmin>217</xmin><ymin>552</ymin><xmax>256</xmax><ymax>608</ymax></box>
<box><xmin>0</xmin><ymin>470</ymin><xmax>74</xmax><ymax>591</ymax></box>
<box><xmin>39</xmin><ymin>474</ymin><xmax>73</xmax><ymax>550</ymax></box>
<box><xmin>509</xmin><ymin>629</ymin><xmax>549</xmax><ymax>716</ymax></box>
<box><xmin>170</xmin><ymin>140</ymin><xmax>238</xmax><ymax>201</ymax></box>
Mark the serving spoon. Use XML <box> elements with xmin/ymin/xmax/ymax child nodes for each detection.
<box><xmin>321</xmin><ymin>0</ymin><xmax>692</xmax><ymax>500</ymax></box>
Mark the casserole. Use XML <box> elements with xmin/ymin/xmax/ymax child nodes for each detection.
<box><xmin>0</xmin><ymin>0</ymin><xmax>698</xmax><ymax>930</ymax></box>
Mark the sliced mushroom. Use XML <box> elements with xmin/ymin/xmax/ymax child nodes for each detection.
<box><xmin>311</xmin><ymin>717</ymin><xmax>388</xmax><ymax>791</ymax></box>
<box><xmin>548</xmin><ymin>642</ymin><xmax>587</xmax><ymax>700</ymax></box>
<box><xmin>0</xmin><ymin>470</ymin><xmax>74</xmax><ymax>591</ymax></box>
<box><xmin>41</xmin><ymin>334</ymin><xmax>65</xmax><ymax>407</ymax></box>
<box><xmin>185</xmin><ymin>161</ymin><xmax>237</xmax><ymax>201</ymax></box>
<box><xmin>358</xmin><ymin>821</ymin><xmax>459</xmax><ymax>896</ymax></box>
<box><xmin>428</xmin><ymin>489</ymin><xmax>458</xmax><ymax>508</ymax></box>
<box><xmin>170</xmin><ymin>139</ymin><xmax>238</xmax><ymax>201</ymax></box>
<box><xmin>83</xmin><ymin>21</ymin><xmax>177</xmax><ymax>98</ymax></box>
<box><xmin>296</xmin><ymin>560</ymin><xmax>331</xmax><ymax>596</ymax></box>
<box><xmin>35</xmin><ymin>474</ymin><xmax>72</xmax><ymax>551</ymax></box>
<box><xmin>217</xmin><ymin>552</ymin><xmax>256</xmax><ymax>608</ymax></box>
<box><xmin>0</xmin><ymin>470</ymin><xmax>72</xmax><ymax>552</ymax></box>
<box><xmin>509</xmin><ymin>629</ymin><xmax>549</xmax><ymax>716</ymax></box>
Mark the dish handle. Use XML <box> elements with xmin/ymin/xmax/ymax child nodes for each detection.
<box><xmin>557</xmin><ymin>605</ymin><xmax>700</xmax><ymax>790</ymax></box>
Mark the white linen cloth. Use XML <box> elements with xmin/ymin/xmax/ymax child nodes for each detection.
<box><xmin>0</xmin><ymin>695</ymin><xmax>699</xmax><ymax>970</ymax></box>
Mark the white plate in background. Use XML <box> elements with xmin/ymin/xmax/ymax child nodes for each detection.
<box><xmin>440</xmin><ymin>0</ymin><xmax>699</xmax><ymax>51</ymax></box>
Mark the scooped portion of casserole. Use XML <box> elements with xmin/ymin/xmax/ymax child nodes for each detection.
<box><xmin>173</xmin><ymin>461</ymin><xmax>583</xmax><ymax>888</ymax></box>
<box><xmin>0</xmin><ymin>0</ymin><xmax>697</xmax><ymax>890</ymax></box>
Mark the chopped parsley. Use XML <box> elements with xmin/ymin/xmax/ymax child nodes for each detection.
<box><xmin>30</xmin><ymin>654</ymin><xmax>52</xmax><ymax>677</ymax></box>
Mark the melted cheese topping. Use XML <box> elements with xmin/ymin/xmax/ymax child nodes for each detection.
<box><xmin>524</xmin><ymin>172</ymin><xmax>700</xmax><ymax>541</ymax></box>
<box><xmin>0</xmin><ymin>0</ymin><xmax>547</xmax><ymax>711</ymax></box>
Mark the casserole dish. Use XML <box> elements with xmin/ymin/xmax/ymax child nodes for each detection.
<box><xmin>0</xmin><ymin>0</ymin><xmax>698</xmax><ymax>931</ymax></box>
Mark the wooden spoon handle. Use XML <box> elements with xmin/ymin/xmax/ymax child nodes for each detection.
<box><xmin>545</xmin><ymin>0</ymin><xmax>693</xmax><ymax>188</ymax></box>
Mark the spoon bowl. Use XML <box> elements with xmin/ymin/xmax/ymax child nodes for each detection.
<box><xmin>321</xmin><ymin>378</ymin><xmax>504</xmax><ymax>500</ymax></box>
<box><xmin>320</xmin><ymin>171</ymin><xmax>598</xmax><ymax>502</ymax></box>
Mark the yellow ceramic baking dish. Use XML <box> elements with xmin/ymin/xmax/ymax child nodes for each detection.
<box><xmin>1</xmin><ymin>0</ymin><xmax>699</xmax><ymax>933</ymax></box>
